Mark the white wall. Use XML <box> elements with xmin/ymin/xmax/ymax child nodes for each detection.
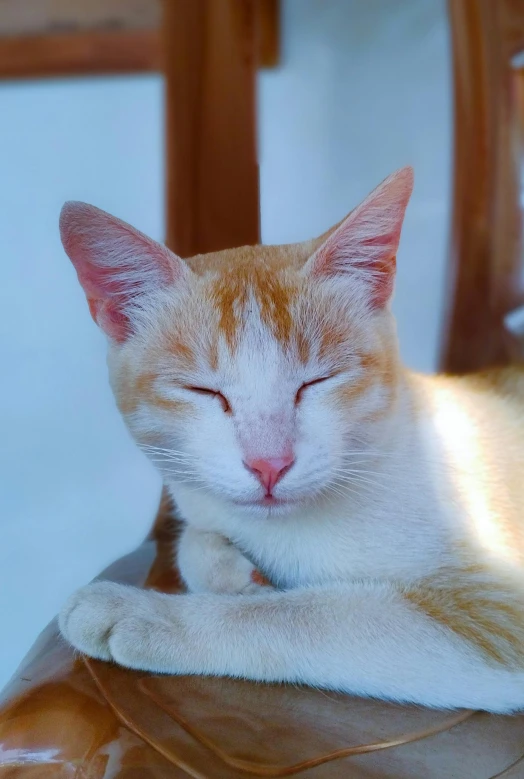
<box><xmin>0</xmin><ymin>0</ymin><xmax>451</xmax><ymax>690</ymax></box>
<box><xmin>0</xmin><ymin>76</ymin><xmax>165</xmax><ymax>690</ymax></box>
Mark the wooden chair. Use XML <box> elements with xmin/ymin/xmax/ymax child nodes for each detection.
<box><xmin>2</xmin><ymin>2</ymin><xmax>524</xmax><ymax>776</ymax></box>
<box><xmin>441</xmin><ymin>0</ymin><xmax>524</xmax><ymax>373</ymax></box>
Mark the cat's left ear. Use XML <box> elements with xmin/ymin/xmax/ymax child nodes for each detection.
<box><xmin>305</xmin><ymin>167</ymin><xmax>413</xmax><ymax>308</ymax></box>
<box><xmin>60</xmin><ymin>202</ymin><xmax>189</xmax><ymax>342</ymax></box>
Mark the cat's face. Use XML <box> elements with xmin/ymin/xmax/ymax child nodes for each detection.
<box><xmin>60</xmin><ymin>168</ymin><xmax>413</xmax><ymax>517</ymax></box>
<box><xmin>110</xmin><ymin>255</ymin><xmax>399</xmax><ymax>516</ymax></box>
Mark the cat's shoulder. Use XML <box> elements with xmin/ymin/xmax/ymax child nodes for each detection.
<box><xmin>459</xmin><ymin>365</ymin><xmax>524</xmax><ymax>397</ymax></box>
<box><xmin>408</xmin><ymin>364</ymin><xmax>524</xmax><ymax>395</ymax></box>
<box><xmin>406</xmin><ymin>365</ymin><xmax>524</xmax><ymax>425</ymax></box>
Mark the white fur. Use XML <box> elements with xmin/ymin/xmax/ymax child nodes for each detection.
<box><xmin>60</xmin><ymin>334</ymin><xmax>524</xmax><ymax>713</ymax></box>
<box><xmin>177</xmin><ymin>526</ymin><xmax>269</xmax><ymax>594</ymax></box>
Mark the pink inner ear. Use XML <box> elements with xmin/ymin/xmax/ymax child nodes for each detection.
<box><xmin>60</xmin><ymin>201</ymin><xmax>181</xmax><ymax>341</ymax></box>
<box><xmin>310</xmin><ymin>167</ymin><xmax>414</xmax><ymax>309</ymax></box>
<box><xmin>368</xmin><ymin>256</ymin><xmax>397</xmax><ymax>309</ymax></box>
<box><xmin>88</xmin><ymin>298</ymin><xmax>131</xmax><ymax>342</ymax></box>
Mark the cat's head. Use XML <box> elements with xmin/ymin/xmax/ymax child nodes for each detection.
<box><xmin>60</xmin><ymin>167</ymin><xmax>413</xmax><ymax>517</ymax></box>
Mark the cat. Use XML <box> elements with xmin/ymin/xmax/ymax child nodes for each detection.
<box><xmin>58</xmin><ymin>167</ymin><xmax>524</xmax><ymax>713</ymax></box>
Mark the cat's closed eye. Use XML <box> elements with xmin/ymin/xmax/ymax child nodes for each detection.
<box><xmin>185</xmin><ymin>386</ymin><xmax>231</xmax><ymax>413</ymax></box>
<box><xmin>295</xmin><ymin>376</ymin><xmax>332</xmax><ymax>405</ymax></box>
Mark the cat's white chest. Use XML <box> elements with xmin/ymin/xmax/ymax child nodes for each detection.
<box><xmin>230</xmin><ymin>504</ymin><xmax>439</xmax><ymax>588</ymax></box>
<box><xmin>172</xmin><ymin>483</ymin><xmax>447</xmax><ymax>589</ymax></box>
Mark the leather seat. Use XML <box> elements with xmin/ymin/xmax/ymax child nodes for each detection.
<box><xmin>1</xmin><ymin>493</ymin><xmax>524</xmax><ymax>778</ymax></box>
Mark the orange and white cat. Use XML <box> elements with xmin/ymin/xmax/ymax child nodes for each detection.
<box><xmin>59</xmin><ymin>168</ymin><xmax>524</xmax><ymax>713</ymax></box>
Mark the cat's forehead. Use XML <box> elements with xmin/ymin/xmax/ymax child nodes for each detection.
<box><xmin>150</xmin><ymin>230</ymin><xmax>372</xmax><ymax>374</ymax></box>
<box><xmin>175</xmin><ymin>242</ymin><xmax>309</xmax><ymax>357</ymax></box>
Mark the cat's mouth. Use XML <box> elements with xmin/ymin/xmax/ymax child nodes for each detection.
<box><xmin>260</xmin><ymin>496</ymin><xmax>289</xmax><ymax>507</ymax></box>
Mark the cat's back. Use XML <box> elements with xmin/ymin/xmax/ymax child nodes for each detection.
<box><xmin>412</xmin><ymin>364</ymin><xmax>524</xmax><ymax>434</ymax></box>
<box><xmin>409</xmin><ymin>366</ymin><xmax>524</xmax><ymax>558</ymax></box>
<box><xmin>442</xmin><ymin>365</ymin><xmax>524</xmax><ymax>435</ymax></box>
<box><xmin>461</xmin><ymin>364</ymin><xmax>524</xmax><ymax>400</ymax></box>
<box><xmin>409</xmin><ymin>365</ymin><xmax>524</xmax><ymax>473</ymax></box>
<box><xmin>446</xmin><ymin>365</ymin><xmax>524</xmax><ymax>456</ymax></box>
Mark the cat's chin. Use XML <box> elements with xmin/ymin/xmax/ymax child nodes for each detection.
<box><xmin>231</xmin><ymin>496</ymin><xmax>300</xmax><ymax>517</ymax></box>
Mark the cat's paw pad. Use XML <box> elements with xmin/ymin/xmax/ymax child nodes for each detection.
<box><xmin>59</xmin><ymin>581</ymin><xmax>144</xmax><ymax>661</ymax></box>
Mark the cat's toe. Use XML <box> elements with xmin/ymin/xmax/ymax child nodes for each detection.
<box><xmin>107</xmin><ymin>615</ymin><xmax>172</xmax><ymax>671</ymax></box>
<box><xmin>59</xmin><ymin>581</ymin><xmax>138</xmax><ymax>661</ymax></box>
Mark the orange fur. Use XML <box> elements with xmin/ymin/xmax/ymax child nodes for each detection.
<box><xmin>212</xmin><ymin>265</ymin><xmax>297</xmax><ymax>350</ymax></box>
<box><xmin>404</xmin><ymin>569</ymin><xmax>524</xmax><ymax>667</ymax></box>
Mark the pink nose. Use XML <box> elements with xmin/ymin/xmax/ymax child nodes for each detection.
<box><xmin>244</xmin><ymin>455</ymin><xmax>295</xmax><ymax>494</ymax></box>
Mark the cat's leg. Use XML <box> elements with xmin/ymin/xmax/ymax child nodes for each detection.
<box><xmin>177</xmin><ymin>524</ymin><xmax>270</xmax><ymax>594</ymax></box>
<box><xmin>59</xmin><ymin>579</ymin><xmax>524</xmax><ymax>713</ymax></box>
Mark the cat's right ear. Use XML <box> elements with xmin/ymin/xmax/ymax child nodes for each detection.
<box><xmin>303</xmin><ymin>167</ymin><xmax>413</xmax><ymax>309</ymax></box>
<box><xmin>60</xmin><ymin>202</ymin><xmax>188</xmax><ymax>342</ymax></box>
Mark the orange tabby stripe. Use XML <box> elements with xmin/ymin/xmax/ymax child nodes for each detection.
<box><xmin>118</xmin><ymin>371</ymin><xmax>190</xmax><ymax>415</ymax></box>
<box><xmin>165</xmin><ymin>335</ymin><xmax>196</xmax><ymax>368</ymax></box>
<box><xmin>212</xmin><ymin>266</ymin><xmax>297</xmax><ymax>350</ymax></box>
<box><xmin>335</xmin><ymin>351</ymin><xmax>398</xmax><ymax>410</ymax></box>
<box><xmin>404</xmin><ymin>574</ymin><xmax>524</xmax><ymax>667</ymax></box>
<box><xmin>318</xmin><ymin>322</ymin><xmax>350</xmax><ymax>362</ymax></box>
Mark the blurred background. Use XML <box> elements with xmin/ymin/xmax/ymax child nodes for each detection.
<box><xmin>0</xmin><ymin>0</ymin><xmax>502</xmax><ymax>690</ymax></box>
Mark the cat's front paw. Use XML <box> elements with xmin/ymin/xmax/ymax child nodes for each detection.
<box><xmin>59</xmin><ymin>581</ymin><xmax>159</xmax><ymax>663</ymax></box>
<box><xmin>59</xmin><ymin>581</ymin><xmax>195</xmax><ymax>673</ymax></box>
<box><xmin>177</xmin><ymin>527</ymin><xmax>273</xmax><ymax>595</ymax></box>
<box><xmin>196</xmin><ymin>551</ymin><xmax>272</xmax><ymax>595</ymax></box>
